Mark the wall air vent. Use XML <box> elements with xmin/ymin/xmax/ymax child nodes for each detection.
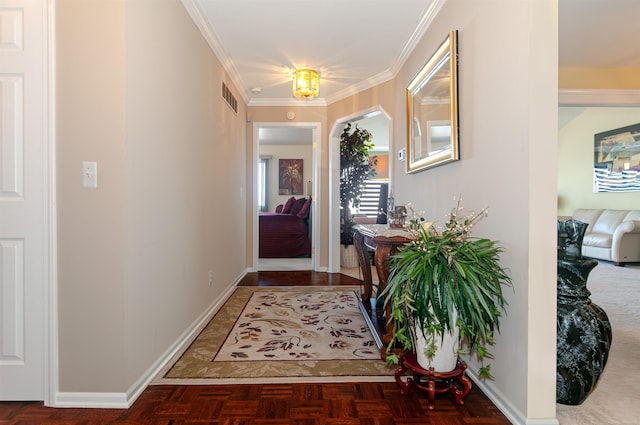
<box><xmin>222</xmin><ymin>82</ymin><xmax>238</xmax><ymax>114</ymax></box>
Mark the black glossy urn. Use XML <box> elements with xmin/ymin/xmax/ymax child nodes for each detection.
<box><xmin>556</xmin><ymin>220</ymin><xmax>612</xmax><ymax>405</ymax></box>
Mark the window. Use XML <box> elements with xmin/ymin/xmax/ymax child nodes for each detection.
<box><xmin>258</xmin><ymin>158</ymin><xmax>268</xmax><ymax>212</ymax></box>
<box><xmin>356</xmin><ymin>180</ymin><xmax>387</xmax><ymax>218</ymax></box>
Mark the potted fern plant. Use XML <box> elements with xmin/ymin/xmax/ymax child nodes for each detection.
<box><xmin>339</xmin><ymin>123</ymin><xmax>376</xmax><ymax>267</ymax></box>
<box><xmin>380</xmin><ymin>199</ymin><xmax>512</xmax><ymax>379</ymax></box>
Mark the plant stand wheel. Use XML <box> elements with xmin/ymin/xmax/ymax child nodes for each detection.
<box><xmin>394</xmin><ymin>352</ymin><xmax>472</xmax><ymax>410</ymax></box>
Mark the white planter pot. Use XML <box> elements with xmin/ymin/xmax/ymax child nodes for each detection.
<box><xmin>340</xmin><ymin>244</ymin><xmax>359</xmax><ymax>268</ymax></box>
<box><xmin>414</xmin><ymin>319</ymin><xmax>460</xmax><ymax>372</ymax></box>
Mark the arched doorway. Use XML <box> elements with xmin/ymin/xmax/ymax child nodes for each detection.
<box><xmin>328</xmin><ymin>107</ymin><xmax>392</xmax><ymax>272</ymax></box>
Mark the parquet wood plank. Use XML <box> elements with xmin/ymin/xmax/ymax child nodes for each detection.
<box><xmin>0</xmin><ymin>382</ymin><xmax>511</xmax><ymax>424</ymax></box>
<box><xmin>0</xmin><ymin>272</ymin><xmax>511</xmax><ymax>425</ymax></box>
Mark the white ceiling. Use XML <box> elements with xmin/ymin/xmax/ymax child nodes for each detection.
<box><xmin>558</xmin><ymin>0</ymin><xmax>640</xmax><ymax>69</ymax></box>
<box><xmin>185</xmin><ymin>0</ymin><xmax>640</xmax><ymax>106</ymax></box>
<box><xmin>557</xmin><ymin>0</ymin><xmax>640</xmax><ymax>129</ymax></box>
<box><xmin>187</xmin><ymin>0</ymin><xmax>442</xmax><ymax>105</ymax></box>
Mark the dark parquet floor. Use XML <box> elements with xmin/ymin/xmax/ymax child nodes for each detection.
<box><xmin>0</xmin><ymin>271</ymin><xmax>512</xmax><ymax>425</ymax></box>
<box><xmin>237</xmin><ymin>270</ymin><xmax>364</xmax><ymax>287</ymax></box>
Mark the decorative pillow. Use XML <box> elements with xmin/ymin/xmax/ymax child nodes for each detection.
<box><xmin>281</xmin><ymin>197</ymin><xmax>296</xmax><ymax>214</ymax></box>
<box><xmin>297</xmin><ymin>197</ymin><xmax>312</xmax><ymax>219</ymax></box>
<box><xmin>289</xmin><ymin>197</ymin><xmax>308</xmax><ymax>216</ymax></box>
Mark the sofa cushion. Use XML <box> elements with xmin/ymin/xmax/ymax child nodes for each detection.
<box><xmin>583</xmin><ymin>232</ymin><xmax>612</xmax><ymax>248</ymax></box>
<box><xmin>592</xmin><ymin>210</ymin><xmax>629</xmax><ymax>235</ymax></box>
<box><xmin>289</xmin><ymin>197</ymin><xmax>308</xmax><ymax>216</ymax></box>
<box><xmin>624</xmin><ymin>210</ymin><xmax>640</xmax><ymax>221</ymax></box>
<box><xmin>281</xmin><ymin>197</ymin><xmax>296</xmax><ymax>214</ymax></box>
<box><xmin>297</xmin><ymin>197</ymin><xmax>312</xmax><ymax>219</ymax></box>
<box><xmin>573</xmin><ymin>208</ymin><xmax>640</xmax><ymax>264</ymax></box>
<box><xmin>572</xmin><ymin>209</ymin><xmax>603</xmax><ymax>232</ymax></box>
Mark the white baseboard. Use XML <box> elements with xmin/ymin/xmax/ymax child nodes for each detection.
<box><xmin>50</xmin><ymin>269</ymin><xmax>247</xmax><ymax>409</ymax></box>
<box><xmin>466</xmin><ymin>369</ymin><xmax>559</xmax><ymax>425</ymax></box>
<box><xmin>53</xmin><ymin>392</ymin><xmax>129</xmax><ymax>409</ymax></box>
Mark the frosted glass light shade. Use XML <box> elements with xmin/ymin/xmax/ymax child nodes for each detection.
<box><xmin>292</xmin><ymin>69</ymin><xmax>320</xmax><ymax>98</ymax></box>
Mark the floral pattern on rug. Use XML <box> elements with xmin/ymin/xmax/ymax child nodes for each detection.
<box><xmin>215</xmin><ymin>290</ymin><xmax>379</xmax><ymax>361</ymax></box>
<box><xmin>161</xmin><ymin>286</ymin><xmax>394</xmax><ymax>382</ymax></box>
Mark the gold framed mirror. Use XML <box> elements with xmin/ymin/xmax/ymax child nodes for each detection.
<box><xmin>406</xmin><ymin>30</ymin><xmax>459</xmax><ymax>173</ymax></box>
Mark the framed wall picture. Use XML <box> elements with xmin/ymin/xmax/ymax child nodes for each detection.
<box><xmin>279</xmin><ymin>159</ymin><xmax>304</xmax><ymax>195</ymax></box>
<box><xmin>594</xmin><ymin>123</ymin><xmax>640</xmax><ymax>192</ymax></box>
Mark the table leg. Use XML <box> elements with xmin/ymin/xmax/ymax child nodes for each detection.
<box><xmin>426</xmin><ymin>369</ymin><xmax>437</xmax><ymax>411</ymax></box>
<box><xmin>373</xmin><ymin>243</ymin><xmax>394</xmax><ymax>348</ymax></box>
<box><xmin>353</xmin><ymin>231</ymin><xmax>373</xmax><ymax>305</ymax></box>
<box><xmin>394</xmin><ymin>363</ymin><xmax>411</xmax><ymax>395</ymax></box>
<box><xmin>452</xmin><ymin>363</ymin><xmax>472</xmax><ymax>404</ymax></box>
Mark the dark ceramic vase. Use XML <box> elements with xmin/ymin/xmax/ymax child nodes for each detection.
<box><xmin>556</xmin><ymin>257</ymin><xmax>612</xmax><ymax>405</ymax></box>
<box><xmin>557</xmin><ymin>219</ymin><xmax>588</xmax><ymax>260</ymax></box>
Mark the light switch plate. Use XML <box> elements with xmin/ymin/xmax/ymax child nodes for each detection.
<box><xmin>398</xmin><ymin>148</ymin><xmax>406</xmax><ymax>161</ymax></box>
<box><xmin>82</xmin><ymin>161</ymin><xmax>97</xmax><ymax>188</ymax></box>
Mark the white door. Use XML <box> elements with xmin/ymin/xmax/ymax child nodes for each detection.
<box><xmin>0</xmin><ymin>0</ymin><xmax>48</xmax><ymax>400</ymax></box>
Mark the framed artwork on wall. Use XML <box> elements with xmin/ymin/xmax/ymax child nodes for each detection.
<box><xmin>279</xmin><ymin>159</ymin><xmax>304</xmax><ymax>195</ymax></box>
<box><xmin>594</xmin><ymin>123</ymin><xmax>640</xmax><ymax>192</ymax></box>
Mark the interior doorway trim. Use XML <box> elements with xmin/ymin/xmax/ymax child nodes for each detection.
<box><xmin>47</xmin><ymin>0</ymin><xmax>56</xmax><ymax>406</ymax></box>
<box><xmin>252</xmin><ymin>122</ymin><xmax>322</xmax><ymax>271</ymax></box>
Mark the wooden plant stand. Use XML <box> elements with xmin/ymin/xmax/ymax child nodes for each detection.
<box><xmin>394</xmin><ymin>353</ymin><xmax>472</xmax><ymax>410</ymax></box>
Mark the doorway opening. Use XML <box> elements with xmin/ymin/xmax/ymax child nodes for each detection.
<box><xmin>253</xmin><ymin>122</ymin><xmax>321</xmax><ymax>271</ymax></box>
<box><xmin>329</xmin><ymin>107</ymin><xmax>392</xmax><ymax>273</ymax></box>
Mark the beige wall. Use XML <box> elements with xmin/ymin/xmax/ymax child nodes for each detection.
<box><xmin>260</xmin><ymin>144</ymin><xmax>313</xmax><ymax>212</ymax></box>
<box><xmin>56</xmin><ymin>0</ymin><xmax>247</xmax><ymax>393</ymax></box>
<box><xmin>558</xmin><ymin>107</ymin><xmax>640</xmax><ymax>215</ymax></box>
<box><xmin>56</xmin><ymin>0</ymin><xmax>128</xmax><ymax>392</ymax></box>
<box><xmin>559</xmin><ymin>68</ymin><xmax>640</xmax><ymax>89</ymax></box>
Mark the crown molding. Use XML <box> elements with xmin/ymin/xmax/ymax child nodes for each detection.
<box><xmin>389</xmin><ymin>0</ymin><xmax>446</xmax><ymax>76</ymax></box>
<box><xmin>324</xmin><ymin>69</ymin><xmax>396</xmax><ymax>106</ymax></box>
<box><xmin>325</xmin><ymin>0</ymin><xmax>445</xmax><ymax>106</ymax></box>
<box><xmin>248</xmin><ymin>97</ymin><xmax>327</xmax><ymax>107</ymax></box>
<box><xmin>181</xmin><ymin>0</ymin><xmax>249</xmax><ymax>104</ymax></box>
<box><xmin>559</xmin><ymin>89</ymin><xmax>640</xmax><ymax>106</ymax></box>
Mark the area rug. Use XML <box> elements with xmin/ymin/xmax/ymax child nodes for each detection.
<box><xmin>156</xmin><ymin>286</ymin><xmax>395</xmax><ymax>384</ymax></box>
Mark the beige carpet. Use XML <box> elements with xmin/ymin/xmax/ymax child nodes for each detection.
<box><xmin>155</xmin><ymin>286</ymin><xmax>395</xmax><ymax>385</ymax></box>
<box><xmin>556</xmin><ymin>261</ymin><xmax>640</xmax><ymax>425</ymax></box>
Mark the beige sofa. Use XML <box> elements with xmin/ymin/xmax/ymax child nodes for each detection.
<box><xmin>572</xmin><ymin>209</ymin><xmax>640</xmax><ymax>266</ymax></box>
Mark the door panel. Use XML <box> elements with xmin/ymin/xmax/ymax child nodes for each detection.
<box><xmin>0</xmin><ymin>0</ymin><xmax>47</xmax><ymax>400</ymax></box>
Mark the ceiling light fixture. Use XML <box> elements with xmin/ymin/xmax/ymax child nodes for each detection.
<box><xmin>292</xmin><ymin>69</ymin><xmax>320</xmax><ymax>98</ymax></box>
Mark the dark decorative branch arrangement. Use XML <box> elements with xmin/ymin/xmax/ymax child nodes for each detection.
<box><xmin>339</xmin><ymin>123</ymin><xmax>376</xmax><ymax>245</ymax></box>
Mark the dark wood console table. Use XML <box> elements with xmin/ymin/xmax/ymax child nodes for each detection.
<box><xmin>353</xmin><ymin>224</ymin><xmax>414</xmax><ymax>357</ymax></box>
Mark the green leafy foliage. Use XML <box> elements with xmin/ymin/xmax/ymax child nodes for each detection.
<box><xmin>339</xmin><ymin>123</ymin><xmax>376</xmax><ymax>245</ymax></box>
<box><xmin>379</xmin><ymin>201</ymin><xmax>512</xmax><ymax>380</ymax></box>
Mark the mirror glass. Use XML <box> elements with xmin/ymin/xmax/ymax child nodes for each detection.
<box><xmin>406</xmin><ymin>30</ymin><xmax>459</xmax><ymax>173</ymax></box>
